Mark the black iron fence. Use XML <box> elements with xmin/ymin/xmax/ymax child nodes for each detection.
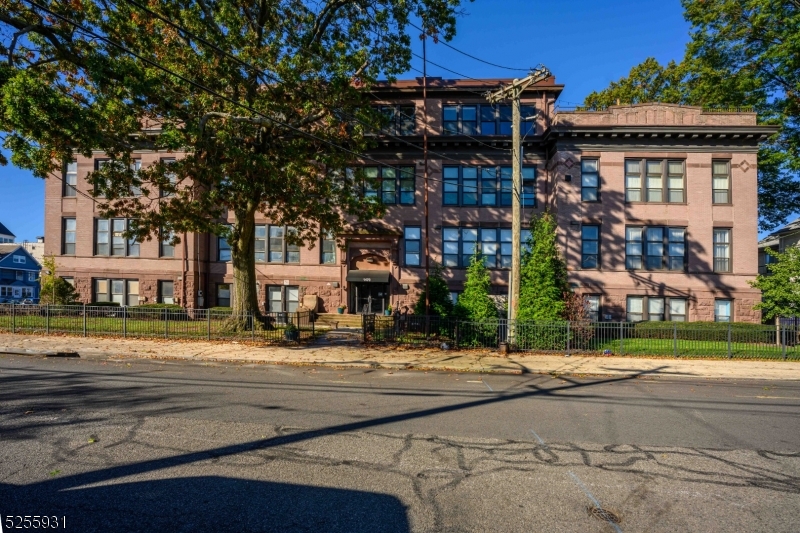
<box><xmin>363</xmin><ymin>314</ymin><xmax>800</xmax><ymax>360</ymax></box>
<box><xmin>0</xmin><ymin>304</ymin><xmax>314</xmax><ymax>344</ymax></box>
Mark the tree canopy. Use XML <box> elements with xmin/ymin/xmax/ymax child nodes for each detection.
<box><xmin>455</xmin><ymin>247</ymin><xmax>497</xmax><ymax>322</ymax></box>
<box><xmin>0</xmin><ymin>0</ymin><xmax>470</xmax><ymax>317</ymax></box>
<box><xmin>583</xmin><ymin>0</ymin><xmax>800</xmax><ymax>230</ymax></box>
<box><xmin>517</xmin><ymin>212</ymin><xmax>570</xmax><ymax>323</ymax></box>
<box><xmin>750</xmin><ymin>247</ymin><xmax>800</xmax><ymax>320</ymax></box>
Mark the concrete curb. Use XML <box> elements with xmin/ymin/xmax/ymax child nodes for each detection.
<box><xmin>0</xmin><ymin>347</ymin><xmax>80</xmax><ymax>358</ymax></box>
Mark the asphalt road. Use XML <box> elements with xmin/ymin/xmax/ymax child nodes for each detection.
<box><xmin>1</xmin><ymin>353</ymin><xmax>799</xmax><ymax>532</ymax></box>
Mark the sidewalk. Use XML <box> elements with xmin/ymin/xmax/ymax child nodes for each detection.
<box><xmin>2</xmin><ymin>333</ymin><xmax>799</xmax><ymax>380</ymax></box>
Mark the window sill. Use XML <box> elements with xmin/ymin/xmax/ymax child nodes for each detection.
<box><xmin>625</xmin><ymin>202</ymin><xmax>688</xmax><ymax>206</ymax></box>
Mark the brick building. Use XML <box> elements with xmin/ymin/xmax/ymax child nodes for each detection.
<box><xmin>43</xmin><ymin>76</ymin><xmax>776</xmax><ymax>322</ymax></box>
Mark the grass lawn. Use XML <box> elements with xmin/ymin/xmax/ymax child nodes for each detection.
<box><xmin>0</xmin><ymin>315</ymin><xmax>314</xmax><ymax>343</ymax></box>
<box><xmin>593</xmin><ymin>338</ymin><xmax>798</xmax><ymax>360</ymax></box>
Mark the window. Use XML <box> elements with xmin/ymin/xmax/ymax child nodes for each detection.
<box><xmin>16</xmin><ymin>271</ymin><xmax>23</xmax><ymax>281</ymax></box>
<box><xmin>670</xmin><ymin>298</ymin><xmax>687</xmax><ymax>322</ymax></box>
<box><xmin>216</xmin><ymin>283</ymin><xmax>231</xmax><ymax>307</ymax></box>
<box><xmin>64</xmin><ymin>162</ymin><xmax>77</xmax><ymax>197</ymax></box>
<box><xmin>321</xmin><ymin>231</ymin><xmax>337</xmax><ymax>264</ymax></box>
<box><xmin>376</xmin><ymin>105</ymin><xmax>416</xmax><ymax>135</ymax></box>
<box><xmin>581</xmin><ymin>159</ymin><xmax>599</xmax><ymax>201</ymax></box>
<box><xmin>626</xmin><ymin>226</ymin><xmax>686</xmax><ymax>271</ymax></box>
<box><xmin>442</xmin><ymin>227</ymin><xmax>532</xmax><ymax>268</ymax></box>
<box><xmin>449</xmin><ymin>291</ymin><xmax>460</xmax><ymax>305</ymax></box>
<box><xmin>127</xmin><ymin>280</ymin><xmax>139</xmax><ymax>307</ymax></box>
<box><xmin>581</xmin><ymin>225</ymin><xmax>599</xmax><ymax>269</ymax></box>
<box><xmin>586</xmin><ymin>295</ymin><xmax>600</xmax><ymax>322</ymax></box>
<box><xmin>626</xmin><ymin>159</ymin><xmax>684</xmax><ymax>203</ymax></box>
<box><xmin>0</xmin><ymin>287</ymin><xmax>11</xmax><ymax>298</ymax></box>
<box><xmin>404</xmin><ymin>226</ymin><xmax>421</xmax><ymax>266</ymax></box>
<box><xmin>62</xmin><ymin>277</ymin><xmax>74</xmax><ymax>287</ymax></box>
<box><xmin>129</xmin><ymin>160</ymin><xmax>142</xmax><ymax>197</ymax></box>
<box><xmin>442</xmin><ymin>165</ymin><xmax>535</xmax><ymax>207</ymax></box>
<box><xmin>94</xmin><ymin>278</ymin><xmax>138</xmax><ymax>306</ymax></box>
<box><xmin>714</xmin><ymin>229</ymin><xmax>731</xmax><ymax>272</ymax></box>
<box><xmin>712</xmin><ymin>160</ymin><xmax>731</xmax><ymax>204</ymax></box>
<box><xmin>627</xmin><ymin>296</ymin><xmax>687</xmax><ymax>322</ymax></box>
<box><xmin>442</xmin><ymin>104</ymin><xmax>534</xmax><ymax>136</ymax></box>
<box><xmin>28</xmin><ymin>272</ymin><xmax>36</xmax><ymax>282</ymax></box>
<box><xmin>627</xmin><ymin>296</ymin><xmax>644</xmax><ymax>322</ymax></box>
<box><xmin>218</xmin><ymin>230</ymin><xmax>231</xmax><ymax>262</ymax></box>
<box><xmin>267</xmin><ymin>285</ymin><xmax>300</xmax><ymax>313</ymax></box>
<box><xmin>62</xmin><ymin>218</ymin><xmax>76</xmax><ymax>255</ymax></box>
<box><xmin>353</xmin><ymin>166</ymin><xmax>415</xmax><ymax>205</ymax></box>
<box><xmin>160</xmin><ymin>158</ymin><xmax>177</xmax><ymax>197</ymax></box>
<box><xmin>255</xmin><ymin>225</ymin><xmax>266</xmax><ymax>262</ymax></box>
<box><xmin>160</xmin><ymin>230</ymin><xmax>175</xmax><ymax>258</ymax></box>
<box><xmin>21</xmin><ymin>287</ymin><xmax>33</xmax><ymax>298</ymax></box>
<box><xmin>12</xmin><ymin>255</ymin><xmax>25</xmax><ymax>264</ymax></box>
<box><xmin>159</xmin><ymin>281</ymin><xmax>174</xmax><ymax>304</ymax></box>
<box><xmin>95</xmin><ymin>218</ymin><xmax>139</xmax><ymax>256</ymax></box>
<box><xmin>715</xmin><ymin>299</ymin><xmax>732</xmax><ymax>322</ymax></box>
<box><xmin>255</xmin><ymin>225</ymin><xmax>300</xmax><ymax>263</ymax></box>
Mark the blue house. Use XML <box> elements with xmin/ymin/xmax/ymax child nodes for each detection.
<box><xmin>0</xmin><ymin>245</ymin><xmax>41</xmax><ymax>302</ymax></box>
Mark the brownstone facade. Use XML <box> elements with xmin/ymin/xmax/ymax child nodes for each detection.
<box><xmin>43</xmin><ymin>77</ymin><xmax>775</xmax><ymax>322</ymax></box>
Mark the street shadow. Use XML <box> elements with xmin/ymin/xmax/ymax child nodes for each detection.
<box><xmin>0</xmin><ymin>477</ymin><xmax>410</xmax><ymax>533</ymax></box>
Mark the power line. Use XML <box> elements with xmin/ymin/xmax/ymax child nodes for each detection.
<box><xmin>407</xmin><ymin>21</ymin><xmax>530</xmax><ymax>72</ymax></box>
<box><xmin>115</xmin><ymin>0</ymin><xmax>511</xmax><ymax>173</ymax></box>
<box><xmin>22</xmin><ymin>0</ymin><xmax>529</xmax><ymax>200</ymax></box>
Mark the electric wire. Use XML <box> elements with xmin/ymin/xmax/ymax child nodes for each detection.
<box><xmin>111</xmin><ymin>0</ymin><xmax>515</xmax><ymax>177</ymax></box>
<box><xmin>23</xmin><ymin>0</ymin><xmax>530</xmax><ymax>200</ymax></box>
<box><xmin>406</xmin><ymin>21</ymin><xmax>530</xmax><ymax>72</ymax></box>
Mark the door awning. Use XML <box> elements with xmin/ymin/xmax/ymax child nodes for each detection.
<box><xmin>346</xmin><ymin>270</ymin><xmax>391</xmax><ymax>283</ymax></box>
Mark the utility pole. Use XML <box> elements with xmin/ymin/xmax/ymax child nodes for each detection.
<box><xmin>485</xmin><ymin>66</ymin><xmax>551</xmax><ymax>340</ymax></box>
<box><xmin>421</xmin><ymin>30</ymin><xmax>430</xmax><ymax>317</ymax></box>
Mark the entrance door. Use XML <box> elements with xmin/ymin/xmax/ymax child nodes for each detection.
<box><xmin>353</xmin><ymin>283</ymin><xmax>388</xmax><ymax>314</ymax></box>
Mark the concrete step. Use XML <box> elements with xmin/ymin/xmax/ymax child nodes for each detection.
<box><xmin>316</xmin><ymin>313</ymin><xmax>364</xmax><ymax>328</ymax></box>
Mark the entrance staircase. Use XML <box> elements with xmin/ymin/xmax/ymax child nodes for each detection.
<box><xmin>315</xmin><ymin>313</ymin><xmax>364</xmax><ymax>329</ymax></box>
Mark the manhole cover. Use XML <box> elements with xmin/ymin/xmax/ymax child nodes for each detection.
<box><xmin>588</xmin><ymin>506</ymin><xmax>621</xmax><ymax>524</ymax></box>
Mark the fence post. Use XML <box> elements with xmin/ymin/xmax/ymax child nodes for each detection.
<box><xmin>251</xmin><ymin>312</ymin><xmax>255</xmax><ymax>343</ymax></box>
<box><xmin>11</xmin><ymin>302</ymin><xmax>15</xmax><ymax>334</ymax></box>
<box><xmin>619</xmin><ymin>321</ymin><xmax>624</xmax><ymax>356</ymax></box>
<box><xmin>362</xmin><ymin>314</ymin><xmax>367</xmax><ymax>343</ymax></box>
<box><xmin>82</xmin><ymin>303</ymin><xmax>87</xmax><ymax>337</ymax></box>
<box><xmin>673</xmin><ymin>322</ymin><xmax>677</xmax><ymax>358</ymax></box>
<box><xmin>727</xmin><ymin>322</ymin><xmax>732</xmax><ymax>359</ymax></box>
<box><xmin>46</xmin><ymin>304</ymin><xmax>50</xmax><ymax>335</ymax></box>
<box><xmin>454</xmin><ymin>323</ymin><xmax>459</xmax><ymax>350</ymax></box>
<box><xmin>782</xmin><ymin>324</ymin><xmax>787</xmax><ymax>361</ymax></box>
<box><xmin>123</xmin><ymin>307</ymin><xmax>127</xmax><ymax>338</ymax></box>
<box><xmin>207</xmin><ymin>310</ymin><xmax>211</xmax><ymax>341</ymax></box>
<box><xmin>311</xmin><ymin>311</ymin><xmax>314</xmax><ymax>337</ymax></box>
<box><xmin>164</xmin><ymin>309</ymin><xmax>168</xmax><ymax>339</ymax></box>
<box><xmin>566</xmin><ymin>321</ymin><xmax>570</xmax><ymax>356</ymax></box>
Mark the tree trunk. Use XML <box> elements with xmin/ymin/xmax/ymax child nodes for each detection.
<box><xmin>228</xmin><ymin>203</ymin><xmax>260</xmax><ymax>329</ymax></box>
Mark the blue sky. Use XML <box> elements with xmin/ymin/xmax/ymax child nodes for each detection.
<box><xmin>0</xmin><ymin>0</ymin><xmax>691</xmax><ymax>242</ymax></box>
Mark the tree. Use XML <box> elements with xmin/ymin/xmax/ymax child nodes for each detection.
<box><xmin>413</xmin><ymin>262</ymin><xmax>453</xmax><ymax>317</ymax></box>
<box><xmin>455</xmin><ymin>247</ymin><xmax>497</xmax><ymax>321</ymax></box>
<box><xmin>38</xmin><ymin>256</ymin><xmax>79</xmax><ymax>305</ymax></box>
<box><xmin>582</xmin><ymin>0</ymin><xmax>800</xmax><ymax>230</ymax></box>
<box><xmin>517</xmin><ymin>212</ymin><xmax>570</xmax><ymax>323</ymax></box>
<box><xmin>0</xmin><ymin>0</ymin><xmax>469</xmax><ymax>324</ymax></box>
<box><xmin>750</xmin><ymin>247</ymin><xmax>800</xmax><ymax>321</ymax></box>
<box><xmin>583</xmin><ymin>58</ymin><xmax>690</xmax><ymax>110</ymax></box>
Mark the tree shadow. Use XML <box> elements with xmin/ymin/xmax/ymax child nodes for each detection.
<box><xmin>0</xmin><ymin>477</ymin><xmax>410</xmax><ymax>533</ymax></box>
